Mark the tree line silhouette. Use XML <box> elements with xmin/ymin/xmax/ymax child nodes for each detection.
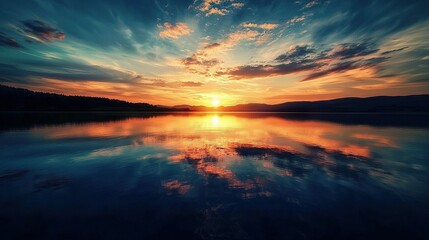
<box><xmin>0</xmin><ymin>85</ymin><xmax>172</xmax><ymax>111</ymax></box>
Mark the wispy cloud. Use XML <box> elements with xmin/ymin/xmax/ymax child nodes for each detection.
<box><xmin>0</xmin><ymin>32</ymin><xmax>23</xmax><ymax>48</ymax></box>
<box><xmin>381</xmin><ymin>47</ymin><xmax>408</xmax><ymax>55</ymax></box>
<box><xmin>227</xmin><ymin>30</ymin><xmax>260</xmax><ymax>44</ymax></box>
<box><xmin>20</xmin><ymin>20</ymin><xmax>65</xmax><ymax>43</ymax></box>
<box><xmin>330</xmin><ymin>42</ymin><xmax>379</xmax><ymax>59</ymax></box>
<box><xmin>159</xmin><ymin>22</ymin><xmax>192</xmax><ymax>39</ymax></box>
<box><xmin>287</xmin><ymin>13</ymin><xmax>313</xmax><ymax>24</ymax></box>
<box><xmin>193</xmin><ymin>0</ymin><xmax>244</xmax><ymax>16</ymax></box>
<box><xmin>218</xmin><ymin>61</ymin><xmax>321</xmax><ymax>79</ymax></box>
<box><xmin>0</xmin><ymin>59</ymin><xmax>141</xmax><ymax>84</ymax></box>
<box><xmin>275</xmin><ymin>45</ymin><xmax>316</xmax><ymax>62</ymax></box>
<box><xmin>241</xmin><ymin>23</ymin><xmax>279</xmax><ymax>30</ymax></box>
<box><xmin>217</xmin><ymin>41</ymin><xmax>387</xmax><ymax>80</ymax></box>
<box><xmin>304</xmin><ymin>0</ymin><xmax>319</xmax><ymax>9</ymax></box>
<box><xmin>231</xmin><ymin>2</ymin><xmax>245</xmax><ymax>8</ymax></box>
<box><xmin>181</xmin><ymin>81</ymin><xmax>204</xmax><ymax>87</ymax></box>
<box><xmin>181</xmin><ymin>29</ymin><xmax>263</xmax><ymax>74</ymax></box>
<box><xmin>183</xmin><ymin>56</ymin><xmax>220</xmax><ymax>67</ymax></box>
<box><xmin>206</xmin><ymin>7</ymin><xmax>229</xmax><ymax>16</ymax></box>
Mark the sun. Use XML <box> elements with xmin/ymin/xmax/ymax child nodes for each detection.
<box><xmin>212</xmin><ymin>98</ymin><xmax>220</xmax><ymax>107</ymax></box>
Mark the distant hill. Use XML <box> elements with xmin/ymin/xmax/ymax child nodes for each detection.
<box><xmin>220</xmin><ymin>95</ymin><xmax>429</xmax><ymax>112</ymax></box>
<box><xmin>0</xmin><ymin>85</ymin><xmax>170</xmax><ymax>111</ymax></box>
<box><xmin>2</xmin><ymin>85</ymin><xmax>429</xmax><ymax>112</ymax></box>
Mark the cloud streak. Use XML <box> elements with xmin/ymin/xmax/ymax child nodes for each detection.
<box><xmin>241</xmin><ymin>23</ymin><xmax>279</xmax><ymax>30</ymax></box>
<box><xmin>330</xmin><ymin>43</ymin><xmax>378</xmax><ymax>59</ymax></box>
<box><xmin>218</xmin><ymin>41</ymin><xmax>387</xmax><ymax>80</ymax></box>
<box><xmin>218</xmin><ymin>61</ymin><xmax>321</xmax><ymax>79</ymax></box>
<box><xmin>0</xmin><ymin>60</ymin><xmax>141</xmax><ymax>84</ymax></box>
<box><xmin>275</xmin><ymin>45</ymin><xmax>316</xmax><ymax>62</ymax></box>
<box><xmin>20</xmin><ymin>20</ymin><xmax>65</xmax><ymax>43</ymax></box>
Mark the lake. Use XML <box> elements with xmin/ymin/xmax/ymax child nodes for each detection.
<box><xmin>1</xmin><ymin>112</ymin><xmax>428</xmax><ymax>239</ymax></box>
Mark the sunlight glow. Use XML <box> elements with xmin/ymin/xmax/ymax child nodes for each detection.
<box><xmin>212</xmin><ymin>115</ymin><xmax>219</xmax><ymax>127</ymax></box>
<box><xmin>212</xmin><ymin>98</ymin><xmax>220</xmax><ymax>107</ymax></box>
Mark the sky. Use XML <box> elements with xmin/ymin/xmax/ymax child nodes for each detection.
<box><xmin>0</xmin><ymin>0</ymin><xmax>428</xmax><ymax>106</ymax></box>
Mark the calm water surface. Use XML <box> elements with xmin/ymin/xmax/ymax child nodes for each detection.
<box><xmin>0</xmin><ymin>113</ymin><xmax>428</xmax><ymax>239</ymax></box>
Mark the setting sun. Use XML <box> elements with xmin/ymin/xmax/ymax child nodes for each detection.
<box><xmin>212</xmin><ymin>98</ymin><xmax>220</xmax><ymax>107</ymax></box>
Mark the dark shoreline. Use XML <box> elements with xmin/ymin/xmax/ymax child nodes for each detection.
<box><xmin>2</xmin><ymin>111</ymin><xmax>429</xmax><ymax>131</ymax></box>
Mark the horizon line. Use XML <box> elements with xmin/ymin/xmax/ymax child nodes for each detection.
<box><xmin>2</xmin><ymin>84</ymin><xmax>429</xmax><ymax>107</ymax></box>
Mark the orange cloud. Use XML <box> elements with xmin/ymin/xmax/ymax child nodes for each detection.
<box><xmin>194</xmin><ymin>0</ymin><xmax>244</xmax><ymax>16</ymax></box>
<box><xmin>227</xmin><ymin>30</ymin><xmax>260</xmax><ymax>44</ymax></box>
<box><xmin>181</xmin><ymin>29</ymin><xmax>261</xmax><ymax>75</ymax></box>
<box><xmin>159</xmin><ymin>22</ymin><xmax>192</xmax><ymax>39</ymax></box>
<box><xmin>199</xmin><ymin>0</ymin><xmax>221</xmax><ymax>11</ymax></box>
<box><xmin>206</xmin><ymin>7</ymin><xmax>229</xmax><ymax>16</ymax></box>
<box><xmin>162</xmin><ymin>180</ymin><xmax>191</xmax><ymax>195</ymax></box>
<box><xmin>241</xmin><ymin>23</ymin><xmax>279</xmax><ymax>30</ymax></box>
<box><xmin>287</xmin><ymin>13</ymin><xmax>313</xmax><ymax>24</ymax></box>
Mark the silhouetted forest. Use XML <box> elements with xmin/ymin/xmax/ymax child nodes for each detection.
<box><xmin>0</xmin><ymin>85</ymin><xmax>171</xmax><ymax>111</ymax></box>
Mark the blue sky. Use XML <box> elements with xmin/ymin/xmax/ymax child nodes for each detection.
<box><xmin>0</xmin><ymin>0</ymin><xmax>428</xmax><ymax>105</ymax></box>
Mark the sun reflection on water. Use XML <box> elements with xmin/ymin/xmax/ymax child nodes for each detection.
<box><xmin>26</xmin><ymin>113</ymin><xmax>426</xmax><ymax>192</ymax></box>
<box><xmin>212</xmin><ymin>114</ymin><xmax>219</xmax><ymax>127</ymax></box>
